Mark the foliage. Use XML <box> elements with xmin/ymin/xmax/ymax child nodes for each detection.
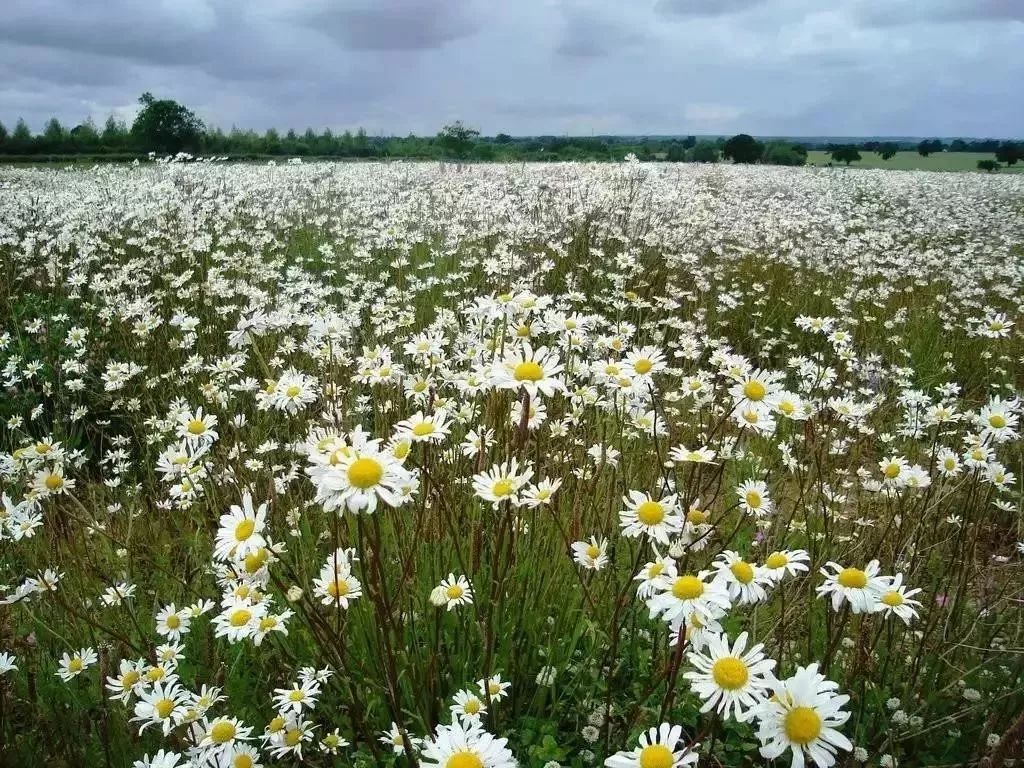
<box><xmin>131</xmin><ymin>92</ymin><xmax>204</xmax><ymax>154</ymax></box>
<box><xmin>722</xmin><ymin>133</ymin><xmax>763</xmax><ymax>163</ymax></box>
<box><xmin>828</xmin><ymin>144</ymin><xmax>862</xmax><ymax>165</ymax></box>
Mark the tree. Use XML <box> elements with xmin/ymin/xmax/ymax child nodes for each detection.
<box><xmin>682</xmin><ymin>135</ymin><xmax>697</xmax><ymax>149</ymax></box>
<box><xmin>0</xmin><ymin>120</ymin><xmax>7</xmax><ymax>152</ymax></box>
<box><xmin>994</xmin><ymin>141</ymin><xmax>1021</xmax><ymax>166</ymax></box>
<box><xmin>131</xmin><ymin>92</ymin><xmax>203</xmax><ymax>154</ymax></box>
<box><xmin>494</xmin><ymin>133</ymin><xmax>513</xmax><ymax>144</ymax></box>
<box><xmin>828</xmin><ymin>145</ymin><xmax>861</xmax><ymax>165</ymax></box>
<box><xmin>690</xmin><ymin>141</ymin><xmax>719</xmax><ymax>163</ymax></box>
<box><xmin>41</xmin><ymin>118</ymin><xmax>68</xmax><ymax>153</ymax></box>
<box><xmin>437</xmin><ymin>121</ymin><xmax>480</xmax><ymax>160</ymax></box>
<box><xmin>977</xmin><ymin>159</ymin><xmax>1000</xmax><ymax>173</ymax></box>
<box><xmin>876</xmin><ymin>142</ymin><xmax>898</xmax><ymax>160</ymax></box>
<box><xmin>917</xmin><ymin>139</ymin><xmax>943</xmax><ymax>157</ymax></box>
<box><xmin>11</xmin><ymin>118</ymin><xmax>33</xmax><ymax>153</ymax></box>
<box><xmin>69</xmin><ymin>118</ymin><xmax>100</xmax><ymax>152</ymax></box>
<box><xmin>722</xmin><ymin>133</ymin><xmax>763</xmax><ymax>164</ymax></box>
<box><xmin>762</xmin><ymin>141</ymin><xmax>807</xmax><ymax>166</ymax></box>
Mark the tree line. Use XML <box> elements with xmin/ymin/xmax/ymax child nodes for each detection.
<box><xmin>0</xmin><ymin>94</ymin><xmax>1019</xmax><ymax>169</ymax></box>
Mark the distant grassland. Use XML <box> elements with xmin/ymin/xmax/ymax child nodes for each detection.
<box><xmin>806</xmin><ymin>150</ymin><xmax>1024</xmax><ymax>172</ymax></box>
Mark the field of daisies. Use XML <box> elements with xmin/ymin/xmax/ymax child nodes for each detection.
<box><xmin>0</xmin><ymin>158</ymin><xmax>1022</xmax><ymax>768</ymax></box>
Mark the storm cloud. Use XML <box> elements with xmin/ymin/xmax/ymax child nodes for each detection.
<box><xmin>0</xmin><ymin>0</ymin><xmax>1020</xmax><ymax>137</ymax></box>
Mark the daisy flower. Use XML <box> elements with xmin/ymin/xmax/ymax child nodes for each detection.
<box><xmin>874</xmin><ymin>573</ymin><xmax>923</xmax><ymax>625</ymax></box>
<box><xmin>572</xmin><ymin>536</ymin><xmax>609</xmax><ymax>571</ymax></box>
<box><xmin>155</xmin><ymin>603</ymin><xmax>192</xmax><ymax>641</ymax></box>
<box><xmin>762</xmin><ymin>550</ymin><xmax>810</xmax><ymax>583</ymax></box>
<box><xmin>420</xmin><ymin>719</ymin><xmax>516</xmax><ymax>768</ymax></box>
<box><xmin>712</xmin><ymin>551</ymin><xmax>772</xmax><ymax>605</ymax></box>
<box><xmin>683</xmin><ymin>631</ymin><xmax>775</xmax><ymax>721</ymax></box>
<box><xmin>178</xmin><ymin>406</ymin><xmax>218</xmax><ymax>444</ymax></box>
<box><xmin>624</xmin><ymin>346</ymin><xmax>667</xmax><ymax>380</ymax></box>
<box><xmin>477</xmin><ymin>674</ymin><xmax>511</xmax><ymax>702</ymax></box>
<box><xmin>604</xmin><ymin>722</ymin><xmax>699</xmax><ymax>768</ymax></box>
<box><xmin>57</xmin><ymin>647</ymin><xmax>97</xmax><ymax>682</ymax></box>
<box><xmin>647</xmin><ymin>572</ymin><xmax>731</xmax><ymax>626</ymax></box>
<box><xmin>213</xmin><ymin>492</ymin><xmax>268</xmax><ymax>562</ymax></box>
<box><xmin>380</xmin><ymin>722</ymin><xmax>424</xmax><ymax>755</ymax></box>
<box><xmin>273</xmin><ymin>678</ymin><xmax>322</xmax><ymax>714</ymax></box>
<box><xmin>736</xmin><ymin>479</ymin><xmax>773</xmax><ymax>517</ymax></box>
<box><xmin>395</xmin><ymin>409</ymin><xmax>452</xmax><ymax>444</ymax></box>
<box><xmin>619</xmin><ymin>491</ymin><xmax>683</xmax><ymax>544</ymax></box>
<box><xmin>132</xmin><ymin>681</ymin><xmax>188</xmax><ymax>735</ymax></box>
<box><xmin>634</xmin><ymin>555</ymin><xmax>678</xmax><ymax>599</ymax></box>
<box><xmin>754</xmin><ymin>663</ymin><xmax>852</xmax><ymax>768</ymax></box>
<box><xmin>816</xmin><ymin>560</ymin><xmax>888</xmax><ymax>614</ymax></box>
<box><xmin>131</xmin><ymin>750</ymin><xmax>183</xmax><ymax>768</ymax></box>
<box><xmin>473</xmin><ymin>459</ymin><xmax>533</xmax><ymax>508</ymax></box>
<box><xmin>309</xmin><ymin>429</ymin><xmax>412</xmax><ymax>514</ymax></box>
<box><xmin>451</xmin><ymin>688</ymin><xmax>488</xmax><ymax>723</ymax></box>
<box><xmin>0</xmin><ymin>651</ymin><xmax>17</xmax><ymax>675</ymax></box>
<box><xmin>439</xmin><ymin>574</ymin><xmax>474</xmax><ymax>611</ymax></box>
<box><xmin>494</xmin><ymin>343</ymin><xmax>565</xmax><ymax>399</ymax></box>
<box><xmin>520</xmin><ymin>477</ymin><xmax>562</xmax><ymax>508</ymax></box>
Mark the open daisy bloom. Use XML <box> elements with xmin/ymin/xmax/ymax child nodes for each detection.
<box><xmin>754</xmin><ymin>663</ymin><xmax>853</xmax><ymax>768</ymax></box>
<box><xmin>605</xmin><ymin>723</ymin><xmax>699</xmax><ymax>768</ymax></box>
<box><xmin>684</xmin><ymin>631</ymin><xmax>775</xmax><ymax>721</ymax></box>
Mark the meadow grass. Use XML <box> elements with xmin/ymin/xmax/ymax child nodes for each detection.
<box><xmin>806</xmin><ymin>150</ymin><xmax>1024</xmax><ymax>172</ymax></box>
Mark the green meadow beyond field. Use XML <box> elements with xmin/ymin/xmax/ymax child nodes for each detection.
<box><xmin>806</xmin><ymin>151</ymin><xmax>1024</xmax><ymax>172</ymax></box>
<box><xmin>0</xmin><ymin>159</ymin><xmax>1023</xmax><ymax>768</ymax></box>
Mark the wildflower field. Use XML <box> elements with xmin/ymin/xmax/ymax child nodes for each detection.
<box><xmin>0</xmin><ymin>159</ymin><xmax>1022</xmax><ymax>768</ymax></box>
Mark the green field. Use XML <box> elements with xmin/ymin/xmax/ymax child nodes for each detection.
<box><xmin>807</xmin><ymin>150</ymin><xmax>1022</xmax><ymax>172</ymax></box>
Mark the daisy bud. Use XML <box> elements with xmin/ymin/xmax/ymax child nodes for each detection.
<box><xmin>286</xmin><ymin>586</ymin><xmax>303</xmax><ymax>602</ymax></box>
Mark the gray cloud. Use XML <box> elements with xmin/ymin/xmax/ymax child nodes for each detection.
<box><xmin>0</xmin><ymin>0</ymin><xmax>1020</xmax><ymax>138</ymax></box>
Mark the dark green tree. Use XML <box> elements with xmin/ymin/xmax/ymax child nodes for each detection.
<box><xmin>437</xmin><ymin>121</ymin><xmax>480</xmax><ymax>160</ymax></box>
<box><xmin>11</xmin><ymin>118</ymin><xmax>33</xmax><ymax>153</ymax></box>
<box><xmin>41</xmin><ymin>118</ymin><xmax>68</xmax><ymax>153</ymax></box>
<box><xmin>977</xmin><ymin>159</ymin><xmax>1000</xmax><ymax>173</ymax></box>
<box><xmin>69</xmin><ymin>118</ymin><xmax>100</xmax><ymax>152</ymax></box>
<box><xmin>762</xmin><ymin>141</ymin><xmax>807</xmax><ymax>166</ymax></box>
<box><xmin>722</xmin><ymin>133</ymin><xmax>763</xmax><ymax>163</ymax></box>
<box><xmin>690</xmin><ymin>141</ymin><xmax>719</xmax><ymax>163</ymax></box>
<box><xmin>829</xmin><ymin>145</ymin><xmax>861</xmax><ymax>165</ymax></box>
<box><xmin>131</xmin><ymin>92</ymin><xmax>203</xmax><ymax>154</ymax></box>
<box><xmin>917</xmin><ymin>139</ymin><xmax>943</xmax><ymax>157</ymax></box>
<box><xmin>877</xmin><ymin>142</ymin><xmax>898</xmax><ymax>160</ymax></box>
<box><xmin>682</xmin><ymin>135</ymin><xmax>697</xmax><ymax>149</ymax></box>
<box><xmin>0</xmin><ymin>120</ymin><xmax>7</xmax><ymax>151</ymax></box>
<box><xmin>994</xmin><ymin>141</ymin><xmax>1021</xmax><ymax>166</ymax></box>
<box><xmin>101</xmin><ymin>115</ymin><xmax>129</xmax><ymax>150</ymax></box>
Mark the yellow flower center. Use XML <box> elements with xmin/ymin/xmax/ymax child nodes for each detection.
<box><xmin>393</xmin><ymin>441</ymin><xmax>411</xmax><ymax>459</ymax></box>
<box><xmin>712</xmin><ymin>656</ymin><xmax>749</xmax><ymax>690</ymax></box>
<box><xmin>45</xmin><ymin>474</ymin><xmax>64</xmax><ymax>490</ymax></box>
<box><xmin>765</xmin><ymin>552</ymin><xmax>788</xmax><ymax>569</ymax></box>
<box><xmin>513</xmin><ymin>361</ymin><xmax>543</xmax><ymax>382</ymax></box>
<box><xmin>687</xmin><ymin>509</ymin><xmax>707</xmax><ymax>524</ymax></box>
<box><xmin>730</xmin><ymin>560</ymin><xmax>754</xmax><ymax>584</ymax></box>
<box><xmin>121</xmin><ymin>671</ymin><xmax>140</xmax><ymax>690</ymax></box>
<box><xmin>259</xmin><ymin>617</ymin><xmax>278</xmax><ymax>631</ymax></box>
<box><xmin>586</xmin><ymin>544</ymin><xmax>600</xmax><ymax>559</ymax></box>
<box><xmin>636</xmin><ymin>500</ymin><xmax>665</xmax><ymax>526</ymax></box>
<box><xmin>235</xmin><ymin>518</ymin><xmax>255</xmax><ymax>541</ymax></box>
<box><xmin>463</xmin><ymin>698</ymin><xmax>481</xmax><ymax>714</ymax></box>
<box><xmin>245</xmin><ymin>549</ymin><xmax>268</xmax><ymax>573</ymax></box>
<box><xmin>883</xmin><ymin>463</ymin><xmax>901</xmax><ymax>479</ymax></box>
<box><xmin>488</xmin><ymin>681</ymin><xmax>501</xmax><ymax>695</ymax></box>
<box><xmin>327</xmin><ymin>579</ymin><xmax>349</xmax><ymax>598</ymax></box>
<box><xmin>289</xmin><ymin>690</ymin><xmax>305</xmax><ymax>701</ymax></box>
<box><xmin>210</xmin><ymin>720</ymin><xmax>236</xmax><ymax>743</ymax></box>
<box><xmin>672</xmin><ymin>575</ymin><xmax>704</xmax><ymax>600</ymax></box>
<box><xmin>35</xmin><ymin>442</ymin><xmax>51</xmax><ymax>454</ymax></box>
<box><xmin>166</xmin><ymin>614</ymin><xmax>181</xmax><ymax>629</ymax></box>
<box><xmin>446</xmin><ymin>585</ymin><xmax>464</xmax><ymax>600</ymax></box>
<box><xmin>285</xmin><ymin>728</ymin><xmax>302</xmax><ymax>747</ymax></box>
<box><xmin>634</xmin><ymin>358</ymin><xmax>653</xmax><ymax>374</ymax></box>
<box><xmin>638</xmin><ymin>744</ymin><xmax>674</xmax><ymax>768</ymax></box>
<box><xmin>989</xmin><ymin>414</ymin><xmax>1006</xmax><ymax>429</ymax></box>
<box><xmin>412</xmin><ymin>422</ymin><xmax>435</xmax><ymax>437</ymax></box>
<box><xmin>348</xmin><ymin>457</ymin><xmax>384</xmax><ymax>489</ymax></box>
<box><xmin>649</xmin><ymin>562</ymin><xmax>665</xmax><ymax>577</ymax></box>
<box><xmin>187</xmin><ymin>419</ymin><xmax>206</xmax><ymax>435</ymax></box>
<box><xmin>743</xmin><ymin>380</ymin><xmax>766</xmax><ymax>401</ymax></box>
<box><xmin>68</xmin><ymin>657</ymin><xmax>84</xmax><ymax>673</ymax></box>
<box><xmin>837</xmin><ymin>568</ymin><xmax>867</xmax><ymax>589</ymax></box>
<box><xmin>155</xmin><ymin>698</ymin><xmax>175</xmax><ymax>719</ymax></box>
<box><xmin>881</xmin><ymin>590</ymin><xmax>904</xmax><ymax>606</ymax></box>
<box><xmin>234</xmin><ymin>755</ymin><xmax>254</xmax><ymax>768</ymax></box>
<box><xmin>779</xmin><ymin>400</ymin><xmax>795</xmax><ymax>415</ymax></box>
<box><xmin>784</xmin><ymin>706</ymin><xmax>822</xmax><ymax>745</ymax></box>
<box><xmin>229</xmin><ymin>609</ymin><xmax>252</xmax><ymax>627</ymax></box>
<box><xmin>745</xmin><ymin>491</ymin><xmax>762</xmax><ymax>508</ymax></box>
<box><xmin>447</xmin><ymin>753</ymin><xmax>484</xmax><ymax>768</ymax></box>
<box><xmin>268</xmin><ymin>716</ymin><xmax>285</xmax><ymax>732</ymax></box>
<box><xmin>146</xmin><ymin>666</ymin><xmax>166</xmax><ymax>682</ymax></box>
<box><xmin>285</xmin><ymin>385</ymin><xmax>301</xmax><ymax>398</ymax></box>
<box><xmin>492</xmin><ymin>479</ymin><xmax>514</xmax><ymax>497</ymax></box>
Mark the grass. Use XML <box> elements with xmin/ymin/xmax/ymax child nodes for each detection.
<box><xmin>0</xmin><ymin>161</ymin><xmax>1022</xmax><ymax>768</ymax></box>
<box><xmin>806</xmin><ymin>150</ymin><xmax>1024</xmax><ymax>172</ymax></box>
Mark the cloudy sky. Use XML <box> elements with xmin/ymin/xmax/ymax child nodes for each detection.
<box><xmin>1</xmin><ymin>0</ymin><xmax>1021</xmax><ymax>137</ymax></box>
